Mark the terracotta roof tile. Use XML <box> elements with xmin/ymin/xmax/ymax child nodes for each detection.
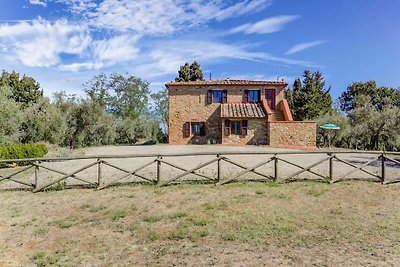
<box><xmin>221</xmin><ymin>103</ymin><xmax>266</xmax><ymax>118</ymax></box>
<box><xmin>166</xmin><ymin>79</ymin><xmax>286</xmax><ymax>86</ymax></box>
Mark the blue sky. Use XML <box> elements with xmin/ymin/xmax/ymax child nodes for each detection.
<box><xmin>0</xmin><ymin>0</ymin><xmax>399</xmax><ymax>100</ymax></box>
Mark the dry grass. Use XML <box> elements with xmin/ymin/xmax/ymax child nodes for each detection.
<box><xmin>1</xmin><ymin>182</ymin><xmax>400</xmax><ymax>266</ymax></box>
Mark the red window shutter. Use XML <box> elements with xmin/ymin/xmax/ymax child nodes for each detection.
<box><xmin>243</xmin><ymin>90</ymin><xmax>249</xmax><ymax>103</ymax></box>
<box><xmin>207</xmin><ymin>90</ymin><xmax>213</xmax><ymax>104</ymax></box>
<box><xmin>183</xmin><ymin>122</ymin><xmax>190</xmax><ymax>137</ymax></box>
<box><xmin>200</xmin><ymin>122</ymin><xmax>206</xmax><ymax>136</ymax></box>
<box><xmin>222</xmin><ymin>90</ymin><xmax>228</xmax><ymax>103</ymax></box>
<box><xmin>224</xmin><ymin>120</ymin><xmax>230</xmax><ymax>136</ymax></box>
<box><xmin>241</xmin><ymin>120</ymin><xmax>248</xmax><ymax>136</ymax></box>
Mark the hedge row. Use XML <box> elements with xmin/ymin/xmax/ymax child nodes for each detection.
<box><xmin>0</xmin><ymin>144</ymin><xmax>48</xmax><ymax>163</ymax></box>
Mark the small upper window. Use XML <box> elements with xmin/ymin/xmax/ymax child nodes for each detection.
<box><xmin>207</xmin><ymin>90</ymin><xmax>227</xmax><ymax>104</ymax></box>
<box><xmin>213</xmin><ymin>91</ymin><xmax>223</xmax><ymax>103</ymax></box>
<box><xmin>249</xmin><ymin>90</ymin><xmax>260</xmax><ymax>103</ymax></box>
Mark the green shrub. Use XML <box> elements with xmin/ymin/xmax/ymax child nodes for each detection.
<box><xmin>0</xmin><ymin>143</ymin><xmax>48</xmax><ymax>167</ymax></box>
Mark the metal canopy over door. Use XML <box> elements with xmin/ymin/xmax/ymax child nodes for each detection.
<box><xmin>265</xmin><ymin>89</ymin><xmax>275</xmax><ymax>110</ymax></box>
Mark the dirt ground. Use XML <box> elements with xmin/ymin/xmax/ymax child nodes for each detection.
<box><xmin>1</xmin><ymin>182</ymin><xmax>400</xmax><ymax>266</ymax></box>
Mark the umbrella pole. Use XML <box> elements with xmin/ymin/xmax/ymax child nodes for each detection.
<box><xmin>328</xmin><ymin>129</ymin><xmax>331</xmax><ymax>149</ymax></box>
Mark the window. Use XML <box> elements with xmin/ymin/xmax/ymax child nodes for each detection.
<box><xmin>249</xmin><ymin>90</ymin><xmax>260</xmax><ymax>102</ymax></box>
<box><xmin>213</xmin><ymin>91</ymin><xmax>222</xmax><ymax>103</ymax></box>
<box><xmin>231</xmin><ymin>121</ymin><xmax>241</xmax><ymax>135</ymax></box>
<box><xmin>183</xmin><ymin>121</ymin><xmax>205</xmax><ymax>137</ymax></box>
<box><xmin>207</xmin><ymin>90</ymin><xmax>227</xmax><ymax>104</ymax></box>
<box><xmin>191</xmin><ymin>122</ymin><xmax>201</xmax><ymax>135</ymax></box>
<box><xmin>243</xmin><ymin>90</ymin><xmax>260</xmax><ymax>103</ymax></box>
<box><xmin>224</xmin><ymin>120</ymin><xmax>248</xmax><ymax>136</ymax></box>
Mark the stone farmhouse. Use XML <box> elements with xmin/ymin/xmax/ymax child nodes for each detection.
<box><xmin>166</xmin><ymin>79</ymin><xmax>316</xmax><ymax>147</ymax></box>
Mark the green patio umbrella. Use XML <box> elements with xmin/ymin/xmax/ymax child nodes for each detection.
<box><xmin>320</xmin><ymin>123</ymin><xmax>340</xmax><ymax>148</ymax></box>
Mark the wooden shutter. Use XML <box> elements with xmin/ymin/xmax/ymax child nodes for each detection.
<box><xmin>207</xmin><ymin>90</ymin><xmax>213</xmax><ymax>104</ymax></box>
<box><xmin>222</xmin><ymin>90</ymin><xmax>228</xmax><ymax>103</ymax></box>
<box><xmin>183</xmin><ymin>122</ymin><xmax>190</xmax><ymax>137</ymax></box>
<box><xmin>243</xmin><ymin>90</ymin><xmax>249</xmax><ymax>103</ymax></box>
<box><xmin>241</xmin><ymin>120</ymin><xmax>248</xmax><ymax>136</ymax></box>
<box><xmin>200</xmin><ymin>122</ymin><xmax>206</xmax><ymax>136</ymax></box>
<box><xmin>224</xmin><ymin>120</ymin><xmax>230</xmax><ymax>136</ymax></box>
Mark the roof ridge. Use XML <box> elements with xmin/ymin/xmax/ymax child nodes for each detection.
<box><xmin>166</xmin><ymin>79</ymin><xmax>287</xmax><ymax>86</ymax></box>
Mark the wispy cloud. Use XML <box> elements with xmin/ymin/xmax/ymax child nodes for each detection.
<box><xmin>59</xmin><ymin>34</ymin><xmax>141</xmax><ymax>71</ymax></box>
<box><xmin>54</xmin><ymin>0</ymin><xmax>97</xmax><ymax>14</ymax></box>
<box><xmin>230</xmin><ymin>15</ymin><xmax>301</xmax><ymax>34</ymax></box>
<box><xmin>285</xmin><ymin>40</ymin><xmax>327</xmax><ymax>55</ymax></box>
<box><xmin>29</xmin><ymin>0</ymin><xmax>47</xmax><ymax>7</ymax></box>
<box><xmin>130</xmin><ymin>39</ymin><xmax>316</xmax><ymax>79</ymax></box>
<box><xmin>58</xmin><ymin>0</ymin><xmax>271</xmax><ymax>35</ymax></box>
<box><xmin>0</xmin><ymin>19</ymin><xmax>90</xmax><ymax>67</ymax></box>
<box><xmin>0</xmin><ymin>0</ymin><xmax>314</xmax><ymax>92</ymax></box>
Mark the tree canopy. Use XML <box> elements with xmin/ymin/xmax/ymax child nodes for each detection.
<box><xmin>83</xmin><ymin>73</ymin><xmax>150</xmax><ymax>120</ymax></box>
<box><xmin>339</xmin><ymin>81</ymin><xmax>400</xmax><ymax>115</ymax></box>
<box><xmin>175</xmin><ymin>61</ymin><xmax>204</xmax><ymax>82</ymax></box>
<box><xmin>287</xmin><ymin>70</ymin><xmax>333</xmax><ymax>120</ymax></box>
<box><xmin>0</xmin><ymin>70</ymin><xmax>42</xmax><ymax>104</ymax></box>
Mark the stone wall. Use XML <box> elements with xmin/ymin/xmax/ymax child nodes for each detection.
<box><xmin>168</xmin><ymin>84</ymin><xmax>285</xmax><ymax>144</ymax></box>
<box><xmin>221</xmin><ymin>118</ymin><xmax>268</xmax><ymax>145</ymax></box>
<box><xmin>268</xmin><ymin>121</ymin><xmax>316</xmax><ymax>147</ymax></box>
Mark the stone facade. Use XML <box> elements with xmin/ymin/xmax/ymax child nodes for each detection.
<box><xmin>168</xmin><ymin>86</ymin><xmax>221</xmax><ymax>144</ymax></box>
<box><xmin>222</xmin><ymin>118</ymin><xmax>268</xmax><ymax>145</ymax></box>
<box><xmin>167</xmin><ymin>80</ymin><xmax>285</xmax><ymax>145</ymax></box>
<box><xmin>167</xmin><ymin>79</ymin><xmax>316</xmax><ymax>148</ymax></box>
<box><xmin>268</xmin><ymin>121</ymin><xmax>316</xmax><ymax>147</ymax></box>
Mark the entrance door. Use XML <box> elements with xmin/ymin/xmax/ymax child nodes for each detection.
<box><xmin>265</xmin><ymin>89</ymin><xmax>275</xmax><ymax>110</ymax></box>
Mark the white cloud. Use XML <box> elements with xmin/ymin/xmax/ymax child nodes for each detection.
<box><xmin>93</xmin><ymin>35</ymin><xmax>140</xmax><ymax>65</ymax></box>
<box><xmin>55</xmin><ymin>0</ymin><xmax>97</xmax><ymax>14</ymax></box>
<box><xmin>285</xmin><ymin>40</ymin><xmax>327</xmax><ymax>55</ymax></box>
<box><xmin>230</xmin><ymin>15</ymin><xmax>300</xmax><ymax>34</ymax></box>
<box><xmin>58</xmin><ymin>62</ymin><xmax>102</xmax><ymax>72</ymax></box>
<box><xmin>59</xmin><ymin>34</ymin><xmax>141</xmax><ymax>71</ymax></box>
<box><xmin>130</xmin><ymin>39</ymin><xmax>315</xmax><ymax>78</ymax></box>
<box><xmin>29</xmin><ymin>0</ymin><xmax>47</xmax><ymax>7</ymax></box>
<box><xmin>0</xmin><ymin>19</ymin><xmax>90</xmax><ymax>67</ymax></box>
<box><xmin>71</xmin><ymin>0</ymin><xmax>271</xmax><ymax>34</ymax></box>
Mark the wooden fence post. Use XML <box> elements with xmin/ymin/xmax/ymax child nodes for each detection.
<box><xmin>97</xmin><ymin>159</ymin><xmax>102</xmax><ymax>187</ymax></box>
<box><xmin>157</xmin><ymin>156</ymin><xmax>162</xmax><ymax>186</ymax></box>
<box><xmin>274</xmin><ymin>155</ymin><xmax>278</xmax><ymax>181</ymax></box>
<box><xmin>217</xmin><ymin>154</ymin><xmax>221</xmax><ymax>183</ymax></box>
<box><xmin>328</xmin><ymin>153</ymin><xmax>333</xmax><ymax>181</ymax></box>
<box><xmin>381</xmin><ymin>153</ymin><xmax>386</xmax><ymax>184</ymax></box>
<box><xmin>34</xmin><ymin>161</ymin><xmax>39</xmax><ymax>189</ymax></box>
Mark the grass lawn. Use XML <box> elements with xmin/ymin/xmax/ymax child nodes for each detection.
<box><xmin>1</xmin><ymin>182</ymin><xmax>400</xmax><ymax>266</ymax></box>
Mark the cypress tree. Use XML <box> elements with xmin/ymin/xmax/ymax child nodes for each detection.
<box><xmin>290</xmin><ymin>70</ymin><xmax>333</xmax><ymax>120</ymax></box>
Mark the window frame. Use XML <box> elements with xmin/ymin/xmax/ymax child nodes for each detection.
<box><xmin>213</xmin><ymin>90</ymin><xmax>223</xmax><ymax>103</ymax></box>
<box><xmin>248</xmin><ymin>90</ymin><xmax>260</xmax><ymax>103</ymax></box>
<box><xmin>207</xmin><ymin>90</ymin><xmax>227</xmax><ymax>104</ymax></box>
<box><xmin>230</xmin><ymin>120</ymin><xmax>241</xmax><ymax>135</ymax></box>
<box><xmin>224</xmin><ymin>119</ymin><xmax>248</xmax><ymax>136</ymax></box>
<box><xmin>184</xmin><ymin>121</ymin><xmax>206</xmax><ymax>137</ymax></box>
